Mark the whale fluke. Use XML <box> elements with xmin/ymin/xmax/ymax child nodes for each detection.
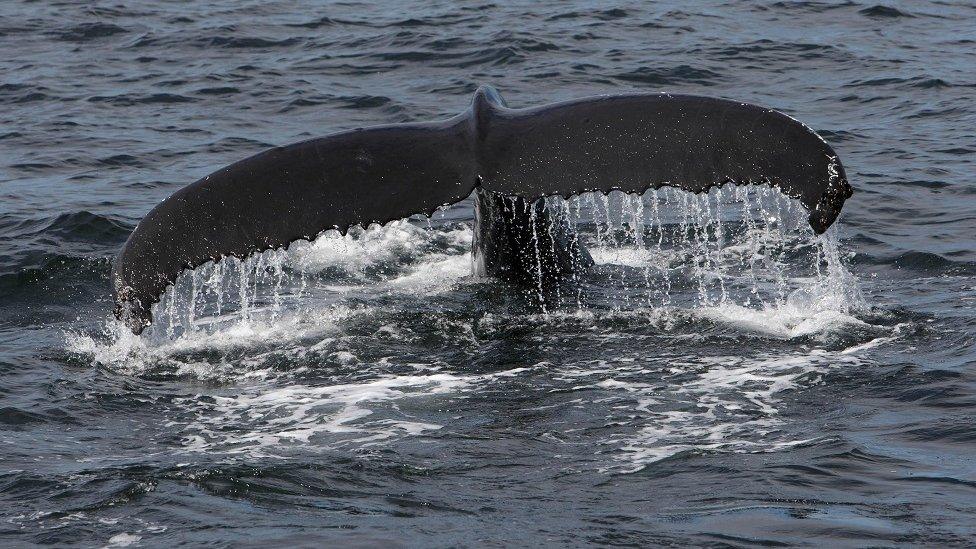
<box><xmin>112</xmin><ymin>85</ymin><xmax>852</xmax><ymax>334</ymax></box>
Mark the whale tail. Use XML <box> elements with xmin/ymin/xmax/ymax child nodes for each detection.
<box><xmin>112</xmin><ymin>85</ymin><xmax>852</xmax><ymax>334</ymax></box>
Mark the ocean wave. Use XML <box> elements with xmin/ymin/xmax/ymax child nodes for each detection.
<box><xmin>6</xmin><ymin>0</ymin><xmax>972</xmax><ymax>541</ymax></box>
<box><xmin>50</xmin><ymin>22</ymin><xmax>128</xmax><ymax>42</ymax></box>
<box><xmin>614</xmin><ymin>65</ymin><xmax>722</xmax><ymax>86</ymax></box>
<box><xmin>87</xmin><ymin>93</ymin><xmax>196</xmax><ymax>106</ymax></box>
<box><xmin>0</xmin><ymin>211</ymin><xmax>130</xmax><ymax>245</ymax></box>
<box><xmin>858</xmin><ymin>5</ymin><xmax>914</xmax><ymax>18</ymax></box>
<box><xmin>853</xmin><ymin>250</ymin><xmax>976</xmax><ymax>275</ymax></box>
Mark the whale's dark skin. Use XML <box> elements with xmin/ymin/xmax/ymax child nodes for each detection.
<box><xmin>466</xmin><ymin>88</ymin><xmax>593</xmax><ymax>300</ymax></box>
<box><xmin>112</xmin><ymin>85</ymin><xmax>852</xmax><ymax>334</ymax></box>
<box><xmin>472</xmin><ymin>188</ymin><xmax>594</xmax><ymax>301</ymax></box>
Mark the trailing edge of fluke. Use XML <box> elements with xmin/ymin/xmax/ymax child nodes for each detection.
<box><xmin>112</xmin><ymin>85</ymin><xmax>853</xmax><ymax>334</ymax></box>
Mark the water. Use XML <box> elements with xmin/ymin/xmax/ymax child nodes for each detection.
<box><xmin>2</xmin><ymin>1</ymin><xmax>975</xmax><ymax>546</ymax></box>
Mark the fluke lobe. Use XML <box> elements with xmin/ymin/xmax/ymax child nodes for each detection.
<box><xmin>112</xmin><ymin>85</ymin><xmax>853</xmax><ymax>334</ymax></box>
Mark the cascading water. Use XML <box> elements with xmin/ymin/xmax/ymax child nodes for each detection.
<box><xmin>19</xmin><ymin>4</ymin><xmax>971</xmax><ymax>542</ymax></box>
<box><xmin>142</xmin><ymin>185</ymin><xmax>862</xmax><ymax>343</ymax></box>
<box><xmin>66</xmin><ymin>185</ymin><xmax>876</xmax><ymax>475</ymax></box>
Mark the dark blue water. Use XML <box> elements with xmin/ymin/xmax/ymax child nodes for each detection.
<box><xmin>2</xmin><ymin>1</ymin><xmax>975</xmax><ymax>546</ymax></box>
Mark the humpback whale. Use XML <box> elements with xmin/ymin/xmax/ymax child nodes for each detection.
<box><xmin>112</xmin><ymin>85</ymin><xmax>852</xmax><ymax>334</ymax></box>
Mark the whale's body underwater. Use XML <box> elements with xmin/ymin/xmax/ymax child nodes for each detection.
<box><xmin>112</xmin><ymin>86</ymin><xmax>853</xmax><ymax>334</ymax></box>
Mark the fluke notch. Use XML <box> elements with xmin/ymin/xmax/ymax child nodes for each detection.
<box><xmin>113</xmin><ymin>85</ymin><xmax>852</xmax><ymax>333</ymax></box>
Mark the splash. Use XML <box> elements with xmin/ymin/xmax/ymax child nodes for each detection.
<box><xmin>91</xmin><ymin>186</ymin><xmax>863</xmax><ymax>347</ymax></box>
<box><xmin>530</xmin><ymin>186</ymin><xmax>863</xmax><ymax>319</ymax></box>
<box><xmin>68</xmin><ymin>186</ymin><xmax>868</xmax><ymax>372</ymax></box>
<box><xmin>143</xmin><ymin>219</ymin><xmax>472</xmax><ymax>342</ymax></box>
<box><xmin>65</xmin><ymin>186</ymin><xmax>876</xmax><ymax>467</ymax></box>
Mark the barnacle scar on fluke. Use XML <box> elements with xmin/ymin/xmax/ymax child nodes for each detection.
<box><xmin>112</xmin><ymin>85</ymin><xmax>853</xmax><ymax>334</ymax></box>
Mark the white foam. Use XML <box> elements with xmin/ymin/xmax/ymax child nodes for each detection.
<box><xmin>64</xmin><ymin>304</ymin><xmax>362</xmax><ymax>378</ymax></box>
<box><xmin>603</xmin><ymin>348</ymin><xmax>876</xmax><ymax>472</ymax></box>
<box><xmin>176</xmin><ymin>371</ymin><xmax>481</xmax><ymax>455</ymax></box>
<box><xmin>65</xmin><ymin>187</ymin><xmax>879</xmax><ymax>470</ymax></box>
<box><xmin>67</xmin><ymin>221</ymin><xmax>478</xmax><ymax>374</ymax></box>
<box><xmin>589</xmin><ymin>245</ymin><xmax>673</xmax><ymax>268</ymax></box>
<box><xmin>105</xmin><ymin>534</ymin><xmax>142</xmax><ymax>548</ymax></box>
<box><xmin>699</xmin><ymin>301</ymin><xmax>867</xmax><ymax>339</ymax></box>
<box><xmin>292</xmin><ymin>220</ymin><xmax>471</xmax><ymax>277</ymax></box>
<box><xmin>383</xmin><ymin>253</ymin><xmax>471</xmax><ymax>293</ymax></box>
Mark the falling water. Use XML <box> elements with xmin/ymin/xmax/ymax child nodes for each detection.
<box><xmin>145</xmin><ymin>185</ymin><xmax>861</xmax><ymax>341</ymax></box>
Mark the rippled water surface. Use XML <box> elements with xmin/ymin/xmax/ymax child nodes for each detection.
<box><xmin>2</xmin><ymin>1</ymin><xmax>975</xmax><ymax>546</ymax></box>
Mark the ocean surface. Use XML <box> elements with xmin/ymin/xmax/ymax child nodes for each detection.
<box><xmin>2</xmin><ymin>1</ymin><xmax>975</xmax><ymax>546</ymax></box>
